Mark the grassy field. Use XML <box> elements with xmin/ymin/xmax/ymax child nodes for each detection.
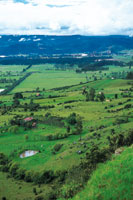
<box><xmin>0</xmin><ymin>63</ymin><xmax>133</xmax><ymax>200</ymax></box>
<box><xmin>12</xmin><ymin>70</ymin><xmax>87</xmax><ymax>92</ymax></box>
<box><xmin>0</xmin><ymin>171</ymin><xmax>54</xmax><ymax>200</ymax></box>
<box><xmin>0</xmin><ymin>65</ymin><xmax>27</xmax><ymax>72</ymax></box>
<box><xmin>9</xmin><ymin>64</ymin><xmax>131</xmax><ymax>93</ymax></box>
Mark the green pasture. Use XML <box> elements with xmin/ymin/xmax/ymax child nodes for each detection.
<box><xmin>0</xmin><ymin>65</ymin><xmax>27</xmax><ymax>72</ymax></box>
<box><xmin>0</xmin><ymin>171</ymin><xmax>53</xmax><ymax>200</ymax></box>
<box><xmin>9</xmin><ymin>63</ymin><xmax>132</xmax><ymax>93</ymax></box>
<box><xmin>12</xmin><ymin>70</ymin><xmax>87</xmax><ymax>92</ymax></box>
<box><xmin>27</xmin><ymin>64</ymin><xmax>56</xmax><ymax>72</ymax></box>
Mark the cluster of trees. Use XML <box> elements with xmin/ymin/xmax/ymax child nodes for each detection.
<box><xmin>82</xmin><ymin>87</ymin><xmax>105</xmax><ymax>102</ymax></box>
<box><xmin>0</xmin><ymin>78</ymin><xmax>16</xmax><ymax>83</ymax></box>
<box><xmin>41</xmin><ymin>113</ymin><xmax>65</xmax><ymax>127</ymax></box>
<box><xmin>11</xmin><ymin>94</ymin><xmax>41</xmax><ymax>111</ymax></box>
<box><xmin>66</xmin><ymin>113</ymin><xmax>83</xmax><ymax>140</ymax></box>
<box><xmin>10</xmin><ymin>116</ymin><xmax>36</xmax><ymax>130</ymax></box>
<box><xmin>13</xmin><ymin>92</ymin><xmax>23</xmax><ymax>99</ymax></box>
<box><xmin>45</xmin><ymin>133</ymin><xmax>69</xmax><ymax>141</ymax></box>
<box><xmin>77</xmin><ymin>60</ymin><xmax>125</xmax><ymax>72</ymax></box>
<box><xmin>23</xmin><ymin>100</ymin><xmax>40</xmax><ymax>112</ymax></box>
<box><xmin>0</xmin><ymin>56</ymin><xmax>110</xmax><ymax>66</ymax></box>
<box><xmin>126</xmin><ymin>72</ymin><xmax>133</xmax><ymax>79</ymax></box>
<box><xmin>113</xmin><ymin>117</ymin><xmax>129</xmax><ymax>125</ymax></box>
<box><xmin>0</xmin><ymin>104</ymin><xmax>12</xmax><ymax>115</ymax></box>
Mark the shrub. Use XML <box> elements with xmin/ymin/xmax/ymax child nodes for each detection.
<box><xmin>25</xmin><ymin>134</ymin><xmax>29</xmax><ymax>141</ymax></box>
<box><xmin>67</xmin><ymin>113</ymin><xmax>77</xmax><ymax>125</ymax></box>
<box><xmin>45</xmin><ymin>112</ymin><xmax>51</xmax><ymax>118</ymax></box>
<box><xmin>53</xmin><ymin>144</ymin><xmax>63</xmax><ymax>152</ymax></box>
<box><xmin>2</xmin><ymin>197</ymin><xmax>7</xmax><ymax>200</ymax></box>
<box><xmin>15</xmin><ymin>168</ymin><xmax>26</xmax><ymax>180</ymax></box>
<box><xmin>0</xmin><ymin>153</ymin><xmax>9</xmax><ymax>165</ymax></box>
<box><xmin>0</xmin><ymin>164</ymin><xmax>9</xmax><ymax>172</ymax></box>
<box><xmin>24</xmin><ymin>170</ymin><xmax>34</xmax><ymax>182</ymax></box>
<box><xmin>45</xmin><ymin>134</ymin><xmax>53</xmax><ymax>141</ymax></box>
<box><xmin>13</xmin><ymin>92</ymin><xmax>23</xmax><ymax>99</ymax></box>
<box><xmin>55</xmin><ymin>170</ymin><xmax>67</xmax><ymax>182</ymax></box>
<box><xmin>9</xmin><ymin>162</ymin><xmax>19</xmax><ymax>177</ymax></box>
<box><xmin>113</xmin><ymin>117</ymin><xmax>128</xmax><ymax>125</ymax></box>
<box><xmin>33</xmin><ymin>187</ymin><xmax>37</xmax><ymax>195</ymax></box>
<box><xmin>60</xmin><ymin>183</ymin><xmax>78</xmax><ymax>198</ymax></box>
<box><xmin>124</xmin><ymin>129</ymin><xmax>133</xmax><ymax>145</ymax></box>
<box><xmin>39</xmin><ymin>170</ymin><xmax>55</xmax><ymax>184</ymax></box>
<box><xmin>8</xmin><ymin>125</ymin><xmax>19</xmax><ymax>134</ymax></box>
<box><xmin>124</xmin><ymin>104</ymin><xmax>132</xmax><ymax>109</ymax></box>
<box><xmin>32</xmin><ymin>172</ymin><xmax>41</xmax><ymax>184</ymax></box>
<box><xmin>34</xmin><ymin>195</ymin><xmax>44</xmax><ymax>200</ymax></box>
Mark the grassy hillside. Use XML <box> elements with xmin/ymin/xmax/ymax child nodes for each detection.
<box><xmin>70</xmin><ymin>146</ymin><xmax>133</xmax><ymax>200</ymax></box>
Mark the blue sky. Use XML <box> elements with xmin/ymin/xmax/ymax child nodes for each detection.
<box><xmin>0</xmin><ymin>0</ymin><xmax>133</xmax><ymax>35</ymax></box>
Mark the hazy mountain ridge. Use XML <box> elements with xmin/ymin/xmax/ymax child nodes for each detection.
<box><xmin>0</xmin><ymin>35</ymin><xmax>133</xmax><ymax>56</ymax></box>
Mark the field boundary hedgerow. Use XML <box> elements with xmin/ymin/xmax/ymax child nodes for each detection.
<box><xmin>0</xmin><ymin>72</ymin><xmax>32</xmax><ymax>95</ymax></box>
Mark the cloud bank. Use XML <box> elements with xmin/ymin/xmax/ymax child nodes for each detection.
<box><xmin>0</xmin><ymin>0</ymin><xmax>133</xmax><ymax>35</ymax></box>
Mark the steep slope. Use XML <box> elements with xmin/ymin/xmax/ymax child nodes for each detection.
<box><xmin>71</xmin><ymin>146</ymin><xmax>133</xmax><ymax>200</ymax></box>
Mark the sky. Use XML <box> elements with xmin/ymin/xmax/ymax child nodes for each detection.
<box><xmin>0</xmin><ymin>0</ymin><xmax>133</xmax><ymax>35</ymax></box>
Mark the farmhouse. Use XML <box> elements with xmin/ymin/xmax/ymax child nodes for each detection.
<box><xmin>24</xmin><ymin>117</ymin><xmax>33</xmax><ymax>122</ymax></box>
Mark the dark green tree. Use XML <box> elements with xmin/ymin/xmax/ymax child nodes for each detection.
<box><xmin>67</xmin><ymin>113</ymin><xmax>77</xmax><ymax>125</ymax></box>
<box><xmin>13</xmin><ymin>99</ymin><xmax>20</xmax><ymax>107</ymax></box>
<box><xmin>97</xmin><ymin>92</ymin><xmax>105</xmax><ymax>102</ymax></box>
<box><xmin>13</xmin><ymin>92</ymin><xmax>23</xmax><ymax>99</ymax></box>
<box><xmin>86</xmin><ymin>88</ymin><xmax>95</xmax><ymax>101</ymax></box>
<box><xmin>115</xmin><ymin>94</ymin><xmax>118</xmax><ymax>99</ymax></box>
<box><xmin>76</xmin><ymin>115</ymin><xmax>83</xmax><ymax>140</ymax></box>
<box><xmin>126</xmin><ymin>72</ymin><xmax>133</xmax><ymax>79</ymax></box>
<box><xmin>67</xmin><ymin>126</ymin><xmax>71</xmax><ymax>133</ymax></box>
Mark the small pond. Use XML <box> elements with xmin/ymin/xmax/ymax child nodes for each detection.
<box><xmin>20</xmin><ymin>150</ymin><xmax>39</xmax><ymax>158</ymax></box>
<box><xmin>0</xmin><ymin>89</ymin><xmax>5</xmax><ymax>93</ymax></box>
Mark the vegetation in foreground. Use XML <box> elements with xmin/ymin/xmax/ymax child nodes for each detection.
<box><xmin>70</xmin><ymin>146</ymin><xmax>133</xmax><ymax>200</ymax></box>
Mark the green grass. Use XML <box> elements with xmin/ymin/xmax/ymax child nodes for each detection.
<box><xmin>0</xmin><ymin>171</ymin><xmax>54</xmax><ymax>200</ymax></box>
<box><xmin>12</xmin><ymin>70</ymin><xmax>87</xmax><ymax>92</ymax></box>
<box><xmin>11</xmin><ymin>63</ymin><xmax>132</xmax><ymax>93</ymax></box>
<box><xmin>71</xmin><ymin>146</ymin><xmax>133</xmax><ymax>200</ymax></box>
<box><xmin>0</xmin><ymin>65</ymin><xmax>27</xmax><ymax>72</ymax></box>
<box><xmin>0</xmin><ymin>63</ymin><xmax>133</xmax><ymax>199</ymax></box>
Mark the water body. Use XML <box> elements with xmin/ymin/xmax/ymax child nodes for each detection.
<box><xmin>20</xmin><ymin>150</ymin><xmax>38</xmax><ymax>158</ymax></box>
<box><xmin>0</xmin><ymin>89</ymin><xmax>5</xmax><ymax>93</ymax></box>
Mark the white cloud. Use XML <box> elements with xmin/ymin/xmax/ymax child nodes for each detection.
<box><xmin>0</xmin><ymin>0</ymin><xmax>133</xmax><ymax>35</ymax></box>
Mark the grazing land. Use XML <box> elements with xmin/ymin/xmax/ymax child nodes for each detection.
<box><xmin>12</xmin><ymin>70</ymin><xmax>87</xmax><ymax>92</ymax></box>
<box><xmin>0</xmin><ymin>59</ymin><xmax>133</xmax><ymax>200</ymax></box>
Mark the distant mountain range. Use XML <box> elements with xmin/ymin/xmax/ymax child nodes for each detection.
<box><xmin>0</xmin><ymin>35</ymin><xmax>133</xmax><ymax>57</ymax></box>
